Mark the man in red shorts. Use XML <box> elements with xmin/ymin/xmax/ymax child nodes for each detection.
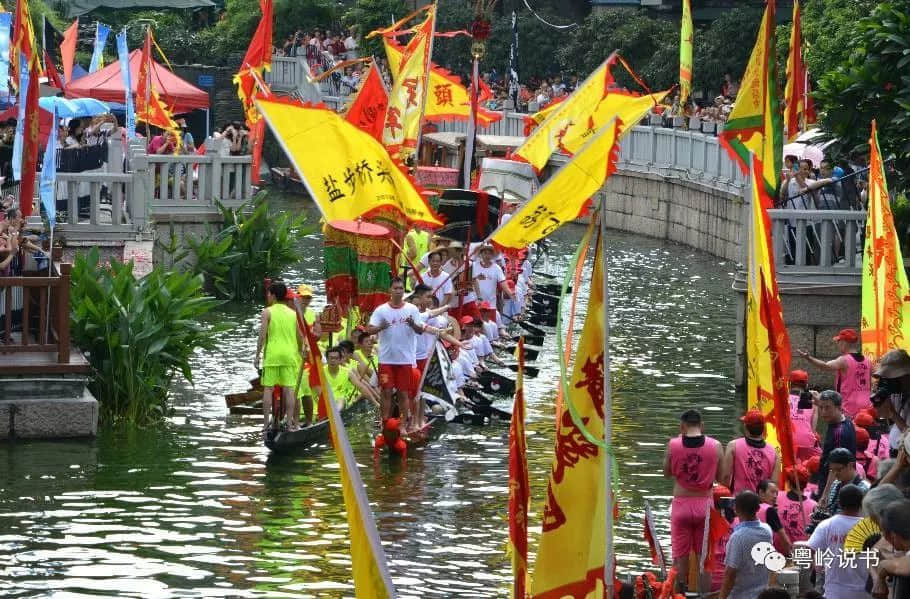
<box><xmin>367</xmin><ymin>277</ymin><xmax>428</xmax><ymax>433</ymax></box>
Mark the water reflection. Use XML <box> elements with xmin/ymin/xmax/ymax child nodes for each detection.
<box><xmin>0</xmin><ymin>197</ymin><xmax>737</xmax><ymax>596</ymax></box>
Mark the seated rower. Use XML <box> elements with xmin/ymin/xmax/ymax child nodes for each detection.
<box><xmin>324</xmin><ymin>346</ymin><xmax>359</xmax><ymax>407</ymax></box>
<box><xmin>352</xmin><ymin>331</ymin><xmax>382</xmax><ymax>407</ymax></box>
<box><xmin>470</xmin><ymin>318</ymin><xmax>505</xmax><ymax>367</ymax></box>
<box><xmin>458</xmin><ymin>316</ymin><xmax>483</xmax><ymax>371</ymax></box>
<box><xmin>478</xmin><ymin>302</ymin><xmax>504</xmax><ymax>345</ymax></box>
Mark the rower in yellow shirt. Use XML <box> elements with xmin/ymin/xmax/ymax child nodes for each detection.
<box><xmin>324</xmin><ymin>346</ymin><xmax>358</xmax><ymax>407</ymax></box>
<box><xmin>255</xmin><ymin>281</ymin><xmax>304</xmax><ymax>432</ymax></box>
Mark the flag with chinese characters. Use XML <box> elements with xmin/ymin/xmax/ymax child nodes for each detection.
<box><xmin>719</xmin><ymin>0</ymin><xmax>782</xmax><ymax>196</ymax></box>
<box><xmin>784</xmin><ymin>0</ymin><xmax>816</xmax><ymax>141</ymax></box>
<box><xmin>381</xmin><ymin>5</ymin><xmax>434</xmax><ymax>163</ymax></box>
<box><xmin>383</xmin><ymin>35</ymin><xmax>501</xmax><ymax>128</ymax></box>
<box><xmin>304</xmin><ymin>317</ymin><xmax>397</xmax><ymax>598</ymax></box>
<box><xmin>861</xmin><ymin>120</ymin><xmax>910</xmax><ymax>360</ymax></box>
<box><xmin>523</xmin><ymin>96</ymin><xmax>565</xmax><ymax>135</ymax></box>
<box><xmin>679</xmin><ymin>0</ymin><xmax>693</xmax><ymax>106</ymax></box>
<box><xmin>513</xmin><ymin>53</ymin><xmax>669</xmax><ymax>171</ymax></box>
<box><xmin>530</xmin><ymin>234</ymin><xmax>608</xmax><ymax>598</ymax></box>
<box><xmin>256</xmin><ymin>97</ymin><xmax>442</xmax><ymax>228</ymax></box>
<box><xmin>490</xmin><ymin>119</ymin><xmax>620</xmax><ymax>250</ymax></box>
<box><xmin>509</xmin><ymin>337</ymin><xmax>530</xmax><ymax>598</ymax></box>
<box><xmin>135</xmin><ymin>30</ymin><xmax>179</xmax><ymax>140</ymax></box>
<box><xmin>344</xmin><ymin>63</ymin><xmax>388</xmax><ymax>142</ymax></box>
<box><xmin>746</xmin><ymin>151</ymin><xmax>796</xmax><ymax>467</ymax></box>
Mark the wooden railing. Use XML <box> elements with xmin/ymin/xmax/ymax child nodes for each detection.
<box><xmin>767</xmin><ymin>209</ymin><xmax>866</xmax><ymax>274</ymax></box>
<box><xmin>0</xmin><ymin>262</ymin><xmax>71</xmax><ymax>364</ymax></box>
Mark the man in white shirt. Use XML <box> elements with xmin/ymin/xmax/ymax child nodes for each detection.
<box><xmin>473</xmin><ymin>244</ymin><xmax>514</xmax><ymax>318</ymax></box>
<box><xmin>366</xmin><ymin>277</ymin><xmax>427</xmax><ymax>433</ymax></box>
<box><xmin>807</xmin><ymin>483</ymin><xmax>869</xmax><ymax>599</ymax></box>
<box><xmin>417</xmin><ymin>250</ymin><xmax>453</xmax><ymax>307</ymax></box>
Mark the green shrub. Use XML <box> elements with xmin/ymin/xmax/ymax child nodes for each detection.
<box><xmin>892</xmin><ymin>193</ymin><xmax>910</xmax><ymax>251</ymax></box>
<box><xmin>70</xmin><ymin>248</ymin><xmax>223</xmax><ymax>424</ymax></box>
<box><xmin>186</xmin><ymin>193</ymin><xmax>315</xmax><ymax>300</ymax></box>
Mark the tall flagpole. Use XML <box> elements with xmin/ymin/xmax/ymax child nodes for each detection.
<box><xmin>600</xmin><ymin>193</ymin><xmax>614</xmax><ymax>598</ymax></box>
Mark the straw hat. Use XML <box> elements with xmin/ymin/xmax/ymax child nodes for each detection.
<box><xmin>297</xmin><ymin>284</ymin><xmax>314</xmax><ymax>297</ymax></box>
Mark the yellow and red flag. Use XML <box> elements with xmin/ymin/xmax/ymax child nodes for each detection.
<box><xmin>304</xmin><ymin>319</ymin><xmax>396</xmax><ymax>598</ymax></box>
<box><xmin>509</xmin><ymin>337</ymin><xmax>530</xmax><ymax>598</ymax></box>
<box><xmin>523</xmin><ymin>96</ymin><xmax>565</xmax><ymax>136</ymax></box>
<box><xmin>255</xmin><ymin>97</ymin><xmax>442</xmax><ymax>228</ymax></box>
<box><xmin>344</xmin><ymin>63</ymin><xmax>389</xmax><ymax>142</ymax></box>
<box><xmin>861</xmin><ymin>121</ymin><xmax>910</xmax><ymax>360</ymax></box>
<box><xmin>719</xmin><ymin>1</ymin><xmax>783</xmax><ymax>197</ymax></box>
<box><xmin>513</xmin><ymin>53</ymin><xmax>669</xmax><ymax>172</ymax></box>
<box><xmin>745</xmin><ymin>152</ymin><xmax>796</xmax><ymax>473</ymax></box>
<box><xmin>233</xmin><ymin>0</ymin><xmax>273</xmax><ymax>184</ymax></box>
<box><xmin>784</xmin><ymin>0</ymin><xmax>816</xmax><ymax>141</ymax></box>
<box><xmin>383</xmin><ymin>35</ymin><xmax>501</xmax><ymax>128</ymax></box>
<box><xmin>11</xmin><ymin>0</ymin><xmax>36</xmax><ymax>81</ymax></box>
<box><xmin>490</xmin><ymin>119</ymin><xmax>621</xmax><ymax>250</ymax></box>
<box><xmin>380</xmin><ymin>5</ymin><xmax>435</xmax><ymax>163</ymax></box>
<box><xmin>679</xmin><ymin>0</ymin><xmax>693</xmax><ymax>106</ymax></box>
<box><xmin>530</xmin><ymin>234</ymin><xmax>608</xmax><ymax>598</ymax></box>
<box><xmin>136</xmin><ymin>30</ymin><xmax>179</xmax><ymax>140</ymax></box>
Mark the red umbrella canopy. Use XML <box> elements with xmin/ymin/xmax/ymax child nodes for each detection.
<box><xmin>64</xmin><ymin>49</ymin><xmax>209</xmax><ymax>114</ymax></box>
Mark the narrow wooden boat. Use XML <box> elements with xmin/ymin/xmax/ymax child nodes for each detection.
<box><xmin>264</xmin><ymin>397</ymin><xmax>367</xmax><ymax>452</ymax></box>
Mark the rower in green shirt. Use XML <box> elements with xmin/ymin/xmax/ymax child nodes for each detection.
<box><xmin>255</xmin><ymin>281</ymin><xmax>303</xmax><ymax>432</ymax></box>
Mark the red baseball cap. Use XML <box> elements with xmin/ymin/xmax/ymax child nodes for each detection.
<box><xmin>855</xmin><ymin>427</ymin><xmax>870</xmax><ymax>449</ymax></box>
<box><xmin>833</xmin><ymin>328</ymin><xmax>859</xmax><ymax>343</ymax></box>
<box><xmin>853</xmin><ymin>412</ymin><xmax>876</xmax><ymax>429</ymax></box>
<box><xmin>790</xmin><ymin>369</ymin><xmax>809</xmax><ymax>384</ymax></box>
<box><xmin>459</xmin><ymin>315</ymin><xmax>475</xmax><ymax>325</ymax></box>
<box><xmin>740</xmin><ymin>409</ymin><xmax>766</xmax><ymax>428</ymax></box>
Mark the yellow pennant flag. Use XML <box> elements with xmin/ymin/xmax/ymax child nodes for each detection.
<box><xmin>256</xmin><ymin>97</ymin><xmax>442</xmax><ymax>228</ymax></box>
<box><xmin>384</xmin><ymin>37</ymin><xmax>500</xmax><ymax>128</ymax></box>
<box><xmin>490</xmin><ymin>120</ymin><xmax>620</xmax><ymax>249</ymax></box>
<box><xmin>513</xmin><ymin>53</ymin><xmax>668</xmax><ymax>171</ymax></box>
<box><xmin>308</xmin><ymin>323</ymin><xmax>397</xmax><ymax>598</ymax></box>
<box><xmin>680</xmin><ymin>0</ymin><xmax>693</xmax><ymax>106</ymax></box>
<box><xmin>382</xmin><ymin>5</ymin><xmax>435</xmax><ymax>163</ymax></box>
<box><xmin>861</xmin><ymin>120</ymin><xmax>910</xmax><ymax>360</ymax></box>
<box><xmin>530</xmin><ymin>234</ymin><xmax>608</xmax><ymax>598</ymax></box>
<box><xmin>719</xmin><ymin>0</ymin><xmax>782</xmax><ymax>196</ymax></box>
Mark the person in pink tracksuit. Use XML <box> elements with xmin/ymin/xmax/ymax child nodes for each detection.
<box><xmin>663</xmin><ymin>409</ymin><xmax>723</xmax><ymax>595</ymax></box>
<box><xmin>797</xmin><ymin>328</ymin><xmax>871</xmax><ymax>418</ymax></box>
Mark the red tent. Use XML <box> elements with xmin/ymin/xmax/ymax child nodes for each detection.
<box><xmin>64</xmin><ymin>50</ymin><xmax>209</xmax><ymax>114</ymax></box>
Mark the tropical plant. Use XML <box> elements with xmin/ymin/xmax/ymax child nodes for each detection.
<box><xmin>813</xmin><ymin>0</ymin><xmax>910</xmax><ymax>192</ymax></box>
<box><xmin>70</xmin><ymin>248</ymin><xmax>222</xmax><ymax>424</ymax></box>
<box><xmin>185</xmin><ymin>193</ymin><xmax>315</xmax><ymax>300</ymax></box>
<box><xmin>344</xmin><ymin>0</ymin><xmax>408</xmax><ymax>60</ymax></box>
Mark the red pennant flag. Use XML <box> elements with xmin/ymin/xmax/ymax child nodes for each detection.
<box><xmin>60</xmin><ymin>19</ymin><xmax>79</xmax><ymax>86</ymax></box>
<box><xmin>135</xmin><ymin>30</ymin><xmax>179</xmax><ymax>137</ymax></box>
<box><xmin>44</xmin><ymin>50</ymin><xmax>65</xmax><ymax>90</ymax></box>
<box><xmin>703</xmin><ymin>508</ymin><xmax>732</xmax><ymax>571</ymax></box>
<box><xmin>19</xmin><ymin>60</ymin><xmax>39</xmax><ymax>218</ymax></box>
<box><xmin>344</xmin><ymin>64</ymin><xmax>389</xmax><ymax>142</ymax></box>
<box><xmin>241</xmin><ymin>0</ymin><xmax>273</xmax><ymax>72</ymax></box>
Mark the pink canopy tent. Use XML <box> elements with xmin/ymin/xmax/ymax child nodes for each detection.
<box><xmin>64</xmin><ymin>50</ymin><xmax>209</xmax><ymax>114</ymax></box>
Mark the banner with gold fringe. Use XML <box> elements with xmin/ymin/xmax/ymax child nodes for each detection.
<box><xmin>509</xmin><ymin>337</ymin><xmax>530</xmax><ymax>598</ymax></box>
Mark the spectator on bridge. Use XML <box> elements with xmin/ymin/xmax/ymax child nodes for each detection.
<box><xmin>344</xmin><ymin>27</ymin><xmax>358</xmax><ymax>60</ymax></box>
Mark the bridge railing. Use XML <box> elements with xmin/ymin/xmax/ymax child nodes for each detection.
<box><xmin>0</xmin><ymin>262</ymin><xmax>72</xmax><ymax>367</ymax></box>
<box><xmin>767</xmin><ymin>209</ymin><xmax>866</xmax><ymax>274</ymax></box>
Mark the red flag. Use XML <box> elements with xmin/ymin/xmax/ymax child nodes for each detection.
<box><xmin>344</xmin><ymin>64</ymin><xmax>389</xmax><ymax>142</ymax></box>
<box><xmin>136</xmin><ymin>30</ymin><xmax>179</xmax><ymax>136</ymax></box>
<box><xmin>44</xmin><ymin>50</ymin><xmax>64</xmax><ymax>90</ymax></box>
<box><xmin>643</xmin><ymin>501</ymin><xmax>666</xmax><ymax>568</ymax></box>
<box><xmin>302</xmin><ymin>319</ymin><xmax>329</xmax><ymax>421</ymax></box>
<box><xmin>784</xmin><ymin>0</ymin><xmax>816</xmax><ymax>140</ymax></box>
<box><xmin>241</xmin><ymin>0</ymin><xmax>273</xmax><ymax>73</ymax></box>
<box><xmin>19</xmin><ymin>60</ymin><xmax>39</xmax><ymax>218</ymax></box>
<box><xmin>703</xmin><ymin>508</ymin><xmax>732</xmax><ymax>571</ymax></box>
<box><xmin>11</xmin><ymin>0</ymin><xmax>37</xmax><ymax>81</ymax></box>
<box><xmin>234</xmin><ymin>0</ymin><xmax>273</xmax><ymax>184</ymax></box>
<box><xmin>60</xmin><ymin>19</ymin><xmax>79</xmax><ymax>86</ymax></box>
<box><xmin>508</xmin><ymin>337</ymin><xmax>530</xmax><ymax>598</ymax></box>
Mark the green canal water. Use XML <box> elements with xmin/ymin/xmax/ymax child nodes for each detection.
<box><xmin>0</xmin><ymin>199</ymin><xmax>743</xmax><ymax>597</ymax></box>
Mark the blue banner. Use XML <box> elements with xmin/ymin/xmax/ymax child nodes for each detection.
<box><xmin>12</xmin><ymin>53</ymin><xmax>28</xmax><ymax>182</ymax></box>
<box><xmin>89</xmin><ymin>22</ymin><xmax>111</xmax><ymax>73</ymax></box>
<box><xmin>39</xmin><ymin>107</ymin><xmax>57</xmax><ymax>229</ymax></box>
<box><xmin>117</xmin><ymin>30</ymin><xmax>136</xmax><ymax>139</ymax></box>
<box><xmin>0</xmin><ymin>14</ymin><xmax>10</xmax><ymax>97</ymax></box>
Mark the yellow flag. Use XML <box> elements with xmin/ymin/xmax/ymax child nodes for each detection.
<box><xmin>490</xmin><ymin>120</ymin><xmax>619</xmax><ymax>249</ymax></box>
<box><xmin>680</xmin><ymin>0</ymin><xmax>693</xmax><ymax>106</ymax></box>
<box><xmin>384</xmin><ymin>36</ymin><xmax>500</xmax><ymax>128</ymax></box>
<box><xmin>382</xmin><ymin>5</ymin><xmax>434</xmax><ymax>163</ymax></box>
<box><xmin>255</xmin><ymin>97</ymin><xmax>442</xmax><ymax>227</ymax></box>
<box><xmin>719</xmin><ymin>1</ymin><xmax>782</xmax><ymax>196</ymax></box>
<box><xmin>513</xmin><ymin>54</ymin><xmax>668</xmax><ymax>171</ymax></box>
<box><xmin>861</xmin><ymin>120</ymin><xmax>910</xmax><ymax>360</ymax></box>
<box><xmin>530</xmin><ymin>234</ymin><xmax>607</xmax><ymax>598</ymax></box>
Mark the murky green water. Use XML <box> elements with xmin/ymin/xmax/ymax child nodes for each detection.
<box><xmin>0</xmin><ymin>198</ymin><xmax>741</xmax><ymax>597</ymax></box>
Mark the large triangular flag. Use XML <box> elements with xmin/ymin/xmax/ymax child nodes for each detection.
<box><xmin>490</xmin><ymin>119</ymin><xmax>621</xmax><ymax>249</ymax></box>
<box><xmin>60</xmin><ymin>19</ymin><xmax>78</xmax><ymax>85</ymax></box>
<box><xmin>135</xmin><ymin>29</ymin><xmax>179</xmax><ymax>141</ymax></box>
<box><xmin>719</xmin><ymin>0</ymin><xmax>782</xmax><ymax>196</ymax></box>
<box><xmin>255</xmin><ymin>97</ymin><xmax>442</xmax><ymax>228</ymax></box>
<box><xmin>344</xmin><ymin>63</ymin><xmax>389</xmax><ymax>142</ymax></box>
<box><xmin>513</xmin><ymin>53</ymin><xmax>669</xmax><ymax>171</ymax></box>
<box><xmin>861</xmin><ymin>120</ymin><xmax>910</xmax><ymax>360</ymax></box>
<box><xmin>745</xmin><ymin>151</ymin><xmax>796</xmax><ymax>472</ymax></box>
<box><xmin>233</xmin><ymin>0</ymin><xmax>273</xmax><ymax>184</ymax></box>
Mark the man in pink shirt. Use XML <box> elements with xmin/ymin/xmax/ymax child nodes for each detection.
<box><xmin>721</xmin><ymin>410</ymin><xmax>780</xmax><ymax>494</ymax></box>
<box><xmin>797</xmin><ymin>328</ymin><xmax>871</xmax><ymax>417</ymax></box>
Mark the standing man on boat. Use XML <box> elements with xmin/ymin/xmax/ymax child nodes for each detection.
<box><xmin>788</xmin><ymin>370</ymin><xmax>821</xmax><ymax>460</ymax></box>
<box><xmin>419</xmin><ymin>250</ymin><xmax>454</xmax><ymax>308</ymax></box>
<box><xmin>255</xmin><ymin>281</ymin><xmax>304</xmax><ymax>432</ymax></box>
<box><xmin>366</xmin><ymin>277</ymin><xmax>430</xmax><ymax>434</ymax></box>
<box><xmin>663</xmin><ymin>409</ymin><xmax>723</xmax><ymax>594</ymax></box>
<box><xmin>797</xmin><ymin>328</ymin><xmax>871</xmax><ymax>418</ymax></box>
<box><xmin>721</xmin><ymin>410</ymin><xmax>780</xmax><ymax>494</ymax></box>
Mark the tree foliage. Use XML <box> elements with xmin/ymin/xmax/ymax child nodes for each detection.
<box><xmin>344</xmin><ymin>0</ymin><xmax>408</xmax><ymax>60</ymax></box>
<box><xmin>814</xmin><ymin>0</ymin><xmax>910</xmax><ymax>192</ymax></box>
<box><xmin>801</xmin><ymin>0</ymin><xmax>880</xmax><ymax>82</ymax></box>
